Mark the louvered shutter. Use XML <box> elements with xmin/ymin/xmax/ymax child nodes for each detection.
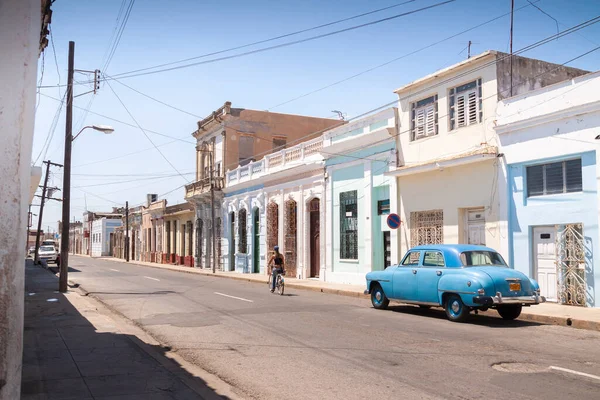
<box><xmin>468</xmin><ymin>91</ymin><xmax>478</xmax><ymax>124</ymax></box>
<box><xmin>425</xmin><ymin>105</ymin><xmax>435</xmax><ymax>136</ymax></box>
<box><xmin>456</xmin><ymin>95</ymin><xmax>466</xmax><ymax>127</ymax></box>
<box><xmin>415</xmin><ymin>108</ymin><xmax>426</xmax><ymax>138</ymax></box>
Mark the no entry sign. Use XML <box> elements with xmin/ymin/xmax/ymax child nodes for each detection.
<box><xmin>387</xmin><ymin>213</ymin><xmax>401</xmax><ymax>229</ymax></box>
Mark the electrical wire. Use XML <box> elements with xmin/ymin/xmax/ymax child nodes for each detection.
<box><xmin>100</xmin><ymin>0</ymin><xmax>128</xmax><ymax>71</ymax></box>
<box><xmin>102</xmin><ymin>0</ymin><xmax>136</xmax><ymax>72</ymax></box>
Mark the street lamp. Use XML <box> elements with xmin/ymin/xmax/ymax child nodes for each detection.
<box><xmin>59</xmin><ymin>123</ymin><xmax>114</xmax><ymax>292</ymax></box>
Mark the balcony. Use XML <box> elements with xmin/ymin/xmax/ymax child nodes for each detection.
<box><xmin>184</xmin><ymin>176</ymin><xmax>225</xmax><ymax>199</ymax></box>
<box><xmin>226</xmin><ymin>137</ymin><xmax>324</xmax><ymax>186</ymax></box>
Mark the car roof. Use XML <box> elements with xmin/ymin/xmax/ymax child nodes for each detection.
<box><xmin>406</xmin><ymin>244</ymin><xmax>501</xmax><ymax>267</ymax></box>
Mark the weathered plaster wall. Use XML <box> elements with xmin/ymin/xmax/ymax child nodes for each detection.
<box><xmin>0</xmin><ymin>1</ymin><xmax>40</xmax><ymax>398</ymax></box>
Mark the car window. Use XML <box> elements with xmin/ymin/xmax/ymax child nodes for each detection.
<box><xmin>401</xmin><ymin>251</ymin><xmax>421</xmax><ymax>266</ymax></box>
<box><xmin>40</xmin><ymin>246</ymin><xmax>55</xmax><ymax>251</ymax></box>
<box><xmin>460</xmin><ymin>251</ymin><xmax>507</xmax><ymax>267</ymax></box>
<box><xmin>423</xmin><ymin>251</ymin><xmax>444</xmax><ymax>267</ymax></box>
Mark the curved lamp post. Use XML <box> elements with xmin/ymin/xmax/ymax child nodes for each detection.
<box><xmin>59</xmin><ymin>124</ymin><xmax>114</xmax><ymax>292</ymax></box>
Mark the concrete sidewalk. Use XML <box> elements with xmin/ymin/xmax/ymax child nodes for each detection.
<box><xmin>22</xmin><ymin>260</ymin><xmax>239</xmax><ymax>399</ymax></box>
<box><xmin>93</xmin><ymin>255</ymin><xmax>600</xmax><ymax>331</ymax></box>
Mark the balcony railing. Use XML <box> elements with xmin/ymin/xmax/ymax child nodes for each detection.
<box><xmin>184</xmin><ymin>176</ymin><xmax>225</xmax><ymax>198</ymax></box>
<box><xmin>226</xmin><ymin>137</ymin><xmax>323</xmax><ymax>186</ymax></box>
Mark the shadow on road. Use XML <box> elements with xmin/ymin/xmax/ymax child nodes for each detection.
<box><xmin>387</xmin><ymin>304</ymin><xmax>544</xmax><ymax>328</ymax></box>
<box><xmin>22</xmin><ymin>260</ymin><xmax>231</xmax><ymax>399</ymax></box>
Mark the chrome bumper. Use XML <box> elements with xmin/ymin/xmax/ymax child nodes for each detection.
<box><xmin>473</xmin><ymin>293</ymin><xmax>546</xmax><ymax>306</ymax></box>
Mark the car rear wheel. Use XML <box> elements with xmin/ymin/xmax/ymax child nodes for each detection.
<box><xmin>497</xmin><ymin>305</ymin><xmax>522</xmax><ymax>320</ymax></box>
<box><xmin>370</xmin><ymin>284</ymin><xmax>389</xmax><ymax>310</ymax></box>
<box><xmin>444</xmin><ymin>294</ymin><xmax>470</xmax><ymax>322</ymax></box>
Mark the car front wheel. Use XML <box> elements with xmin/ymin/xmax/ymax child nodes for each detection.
<box><xmin>497</xmin><ymin>305</ymin><xmax>522</xmax><ymax>320</ymax></box>
<box><xmin>444</xmin><ymin>294</ymin><xmax>470</xmax><ymax>322</ymax></box>
<box><xmin>370</xmin><ymin>283</ymin><xmax>389</xmax><ymax>310</ymax></box>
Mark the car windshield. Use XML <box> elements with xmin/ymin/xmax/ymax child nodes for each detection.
<box><xmin>460</xmin><ymin>251</ymin><xmax>507</xmax><ymax>267</ymax></box>
<box><xmin>40</xmin><ymin>246</ymin><xmax>55</xmax><ymax>252</ymax></box>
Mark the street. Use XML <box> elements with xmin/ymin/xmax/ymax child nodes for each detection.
<box><xmin>67</xmin><ymin>256</ymin><xmax>600</xmax><ymax>400</ymax></box>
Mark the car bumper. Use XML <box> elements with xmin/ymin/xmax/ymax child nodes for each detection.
<box><xmin>473</xmin><ymin>293</ymin><xmax>546</xmax><ymax>306</ymax></box>
<box><xmin>40</xmin><ymin>256</ymin><xmax>57</xmax><ymax>262</ymax></box>
<box><xmin>364</xmin><ymin>290</ymin><xmax>370</xmax><ymax>295</ymax></box>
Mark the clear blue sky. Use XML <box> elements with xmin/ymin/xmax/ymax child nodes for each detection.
<box><xmin>32</xmin><ymin>0</ymin><xmax>600</xmax><ymax>232</ymax></box>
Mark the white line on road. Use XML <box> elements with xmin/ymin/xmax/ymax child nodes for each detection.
<box><xmin>214</xmin><ymin>292</ymin><xmax>254</xmax><ymax>303</ymax></box>
<box><xmin>144</xmin><ymin>276</ymin><xmax>160</xmax><ymax>281</ymax></box>
<box><xmin>549</xmin><ymin>366</ymin><xmax>600</xmax><ymax>382</ymax></box>
<box><xmin>109</xmin><ymin>268</ymin><xmax>119</xmax><ymax>272</ymax></box>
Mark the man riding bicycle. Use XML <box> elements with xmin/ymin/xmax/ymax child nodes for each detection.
<box><xmin>267</xmin><ymin>245</ymin><xmax>285</xmax><ymax>293</ymax></box>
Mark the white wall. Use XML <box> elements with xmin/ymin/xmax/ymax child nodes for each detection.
<box><xmin>0</xmin><ymin>1</ymin><xmax>40</xmax><ymax>398</ymax></box>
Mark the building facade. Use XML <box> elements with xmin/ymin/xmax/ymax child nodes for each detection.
<box><xmin>496</xmin><ymin>70</ymin><xmax>600</xmax><ymax>308</ymax></box>
<box><xmin>323</xmin><ymin>108</ymin><xmax>399</xmax><ymax>285</ymax></box>
<box><xmin>386</xmin><ymin>50</ymin><xmax>588</xmax><ymax>260</ymax></box>
<box><xmin>69</xmin><ymin>221</ymin><xmax>83</xmax><ymax>255</ymax></box>
<box><xmin>91</xmin><ymin>217</ymin><xmax>122</xmax><ymax>257</ymax></box>
<box><xmin>141</xmin><ymin>195</ymin><xmax>166</xmax><ymax>263</ymax></box>
<box><xmin>185</xmin><ymin>101</ymin><xmax>341</xmax><ymax>270</ymax></box>
<box><xmin>162</xmin><ymin>202</ymin><xmax>195</xmax><ymax>266</ymax></box>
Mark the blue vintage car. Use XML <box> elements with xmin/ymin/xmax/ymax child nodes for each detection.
<box><xmin>364</xmin><ymin>244</ymin><xmax>545</xmax><ymax>322</ymax></box>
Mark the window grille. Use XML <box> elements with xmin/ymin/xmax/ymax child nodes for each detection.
<box><xmin>267</xmin><ymin>202</ymin><xmax>279</xmax><ymax>252</ymax></box>
<box><xmin>410</xmin><ymin>210</ymin><xmax>443</xmax><ymax>247</ymax></box>
<box><xmin>340</xmin><ymin>190</ymin><xmax>358</xmax><ymax>260</ymax></box>
<box><xmin>238</xmin><ymin>209</ymin><xmax>247</xmax><ymax>253</ymax></box>
<box><xmin>284</xmin><ymin>200</ymin><xmax>297</xmax><ymax>276</ymax></box>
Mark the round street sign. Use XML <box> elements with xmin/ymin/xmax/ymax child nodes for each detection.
<box><xmin>387</xmin><ymin>213</ymin><xmax>401</xmax><ymax>229</ymax></box>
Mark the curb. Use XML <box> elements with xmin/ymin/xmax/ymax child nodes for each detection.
<box><xmin>72</xmin><ymin>256</ymin><xmax>600</xmax><ymax>332</ymax></box>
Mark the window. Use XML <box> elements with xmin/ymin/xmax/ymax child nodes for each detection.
<box><xmin>449</xmin><ymin>79</ymin><xmax>482</xmax><ymax>130</ymax></box>
<box><xmin>460</xmin><ymin>251</ymin><xmax>507</xmax><ymax>267</ymax></box>
<box><xmin>527</xmin><ymin>159</ymin><xmax>582</xmax><ymax>197</ymax></box>
<box><xmin>377</xmin><ymin>199</ymin><xmax>390</xmax><ymax>215</ymax></box>
<box><xmin>215</xmin><ymin>162</ymin><xmax>222</xmax><ymax>177</ymax></box>
<box><xmin>238</xmin><ymin>136</ymin><xmax>254</xmax><ymax>166</ymax></box>
<box><xmin>410</xmin><ymin>210</ymin><xmax>443</xmax><ymax>247</ymax></box>
<box><xmin>339</xmin><ymin>190</ymin><xmax>358</xmax><ymax>260</ymax></box>
<box><xmin>272</xmin><ymin>136</ymin><xmax>286</xmax><ymax>151</ymax></box>
<box><xmin>238</xmin><ymin>208</ymin><xmax>247</xmax><ymax>253</ymax></box>
<box><xmin>423</xmin><ymin>251</ymin><xmax>445</xmax><ymax>267</ymax></box>
<box><xmin>401</xmin><ymin>251</ymin><xmax>421</xmax><ymax>266</ymax></box>
<box><xmin>411</xmin><ymin>95</ymin><xmax>438</xmax><ymax>141</ymax></box>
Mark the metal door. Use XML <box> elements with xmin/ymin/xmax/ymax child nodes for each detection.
<box><xmin>533</xmin><ymin>226</ymin><xmax>557</xmax><ymax>301</ymax></box>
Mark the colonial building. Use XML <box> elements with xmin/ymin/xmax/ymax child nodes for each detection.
<box><xmin>185</xmin><ymin>101</ymin><xmax>341</xmax><ymax>271</ymax></box>
<box><xmin>385</xmin><ymin>50</ymin><xmax>588</xmax><ymax>260</ymax></box>
<box><xmin>84</xmin><ymin>209</ymin><xmax>123</xmax><ymax>256</ymax></box>
<box><xmin>69</xmin><ymin>221</ymin><xmax>83</xmax><ymax>255</ymax></box>
<box><xmin>91</xmin><ymin>216</ymin><xmax>122</xmax><ymax>257</ymax></box>
<box><xmin>141</xmin><ymin>194</ymin><xmax>167</xmax><ymax>263</ymax></box>
<box><xmin>496</xmin><ymin>70</ymin><xmax>600</xmax><ymax>308</ymax></box>
<box><xmin>163</xmin><ymin>202</ymin><xmax>195</xmax><ymax>266</ymax></box>
<box><xmin>322</xmin><ymin>108</ymin><xmax>399</xmax><ymax>284</ymax></box>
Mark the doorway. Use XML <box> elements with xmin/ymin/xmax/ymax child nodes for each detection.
<box><xmin>253</xmin><ymin>208</ymin><xmax>260</xmax><ymax>273</ymax></box>
<box><xmin>383</xmin><ymin>231</ymin><xmax>391</xmax><ymax>269</ymax></box>
<box><xmin>466</xmin><ymin>208</ymin><xmax>486</xmax><ymax>245</ymax></box>
<box><xmin>309</xmin><ymin>198</ymin><xmax>320</xmax><ymax>278</ymax></box>
<box><xmin>229</xmin><ymin>212</ymin><xmax>235</xmax><ymax>271</ymax></box>
<box><xmin>533</xmin><ymin>226</ymin><xmax>557</xmax><ymax>301</ymax></box>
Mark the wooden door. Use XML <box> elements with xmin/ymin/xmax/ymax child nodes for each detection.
<box><xmin>309</xmin><ymin>198</ymin><xmax>320</xmax><ymax>278</ymax></box>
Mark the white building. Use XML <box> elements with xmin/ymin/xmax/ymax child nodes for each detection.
<box><xmin>91</xmin><ymin>217</ymin><xmax>122</xmax><ymax>257</ymax></box>
<box><xmin>322</xmin><ymin>108</ymin><xmax>399</xmax><ymax>285</ymax></box>
<box><xmin>385</xmin><ymin>50</ymin><xmax>588</xmax><ymax>258</ymax></box>
<box><xmin>496</xmin><ymin>70</ymin><xmax>600</xmax><ymax>308</ymax></box>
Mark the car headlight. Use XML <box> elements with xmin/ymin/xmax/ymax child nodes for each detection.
<box><xmin>535</xmin><ymin>288</ymin><xmax>541</xmax><ymax>295</ymax></box>
<box><xmin>477</xmin><ymin>288</ymin><xmax>485</xmax><ymax>295</ymax></box>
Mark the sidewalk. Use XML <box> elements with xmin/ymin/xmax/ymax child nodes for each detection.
<box><xmin>22</xmin><ymin>260</ymin><xmax>238</xmax><ymax>400</ymax></box>
<box><xmin>100</xmin><ymin>256</ymin><xmax>600</xmax><ymax>331</ymax></box>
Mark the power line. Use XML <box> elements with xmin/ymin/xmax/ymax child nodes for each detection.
<box><xmin>266</xmin><ymin>0</ymin><xmax>540</xmax><ymax>110</ymax></box>
<box><xmin>100</xmin><ymin>0</ymin><xmax>128</xmax><ymax>71</ymax></box>
<box><xmin>102</xmin><ymin>0</ymin><xmax>136</xmax><ymax>72</ymax></box>
<box><xmin>104</xmin><ymin>78</ymin><xmax>191</xmax><ymax>183</ymax></box>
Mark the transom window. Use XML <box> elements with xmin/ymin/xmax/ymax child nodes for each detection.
<box><xmin>377</xmin><ymin>199</ymin><xmax>390</xmax><ymax>215</ymax></box>
<box><xmin>411</xmin><ymin>95</ymin><xmax>438</xmax><ymax>141</ymax></box>
<box><xmin>423</xmin><ymin>251</ymin><xmax>444</xmax><ymax>267</ymax></box>
<box><xmin>526</xmin><ymin>159</ymin><xmax>582</xmax><ymax>197</ymax></box>
<box><xmin>340</xmin><ymin>190</ymin><xmax>358</xmax><ymax>260</ymax></box>
<box><xmin>449</xmin><ymin>79</ymin><xmax>482</xmax><ymax>130</ymax></box>
<box><xmin>401</xmin><ymin>251</ymin><xmax>421</xmax><ymax>266</ymax></box>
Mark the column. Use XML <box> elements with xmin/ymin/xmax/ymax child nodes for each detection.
<box><xmin>363</xmin><ymin>161</ymin><xmax>373</xmax><ymax>271</ymax></box>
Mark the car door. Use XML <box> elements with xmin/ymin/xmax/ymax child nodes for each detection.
<box><xmin>417</xmin><ymin>250</ymin><xmax>445</xmax><ymax>304</ymax></box>
<box><xmin>393</xmin><ymin>250</ymin><xmax>421</xmax><ymax>300</ymax></box>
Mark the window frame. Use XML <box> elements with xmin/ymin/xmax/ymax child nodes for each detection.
<box><xmin>238</xmin><ymin>135</ymin><xmax>255</xmax><ymax>166</ymax></box>
<box><xmin>449</xmin><ymin>79</ymin><xmax>482</xmax><ymax>131</ymax></box>
<box><xmin>410</xmin><ymin>94</ymin><xmax>438</xmax><ymax>141</ymax></box>
<box><xmin>526</xmin><ymin>158</ymin><xmax>583</xmax><ymax>198</ymax></box>
<box><xmin>272</xmin><ymin>136</ymin><xmax>287</xmax><ymax>152</ymax></box>
<box><xmin>400</xmin><ymin>251</ymin><xmax>421</xmax><ymax>266</ymax></box>
<box><xmin>377</xmin><ymin>199</ymin><xmax>390</xmax><ymax>215</ymax></box>
<box><xmin>339</xmin><ymin>190</ymin><xmax>358</xmax><ymax>260</ymax></box>
<box><xmin>422</xmin><ymin>251</ymin><xmax>445</xmax><ymax>267</ymax></box>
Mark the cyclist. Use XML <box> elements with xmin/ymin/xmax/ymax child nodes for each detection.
<box><xmin>267</xmin><ymin>245</ymin><xmax>285</xmax><ymax>293</ymax></box>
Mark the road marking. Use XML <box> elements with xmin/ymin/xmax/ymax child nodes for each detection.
<box><xmin>109</xmin><ymin>268</ymin><xmax>119</xmax><ymax>272</ymax></box>
<box><xmin>549</xmin><ymin>366</ymin><xmax>600</xmax><ymax>382</ymax></box>
<box><xmin>214</xmin><ymin>292</ymin><xmax>254</xmax><ymax>303</ymax></box>
<box><xmin>144</xmin><ymin>276</ymin><xmax>160</xmax><ymax>281</ymax></box>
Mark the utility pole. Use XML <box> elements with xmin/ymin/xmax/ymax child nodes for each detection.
<box><xmin>510</xmin><ymin>0</ymin><xmax>514</xmax><ymax>96</ymax></box>
<box><xmin>34</xmin><ymin>160</ymin><xmax>62</xmax><ymax>264</ymax></box>
<box><xmin>467</xmin><ymin>40</ymin><xmax>472</xmax><ymax>59</ymax></box>
<box><xmin>59</xmin><ymin>40</ymin><xmax>75</xmax><ymax>293</ymax></box>
<box><xmin>210</xmin><ymin>151</ymin><xmax>217</xmax><ymax>273</ymax></box>
<box><xmin>125</xmin><ymin>201</ymin><xmax>130</xmax><ymax>262</ymax></box>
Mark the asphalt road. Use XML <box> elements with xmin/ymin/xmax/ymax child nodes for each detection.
<box><xmin>67</xmin><ymin>256</ymin><xmax>600</xmax><ymax>400</ymax></box>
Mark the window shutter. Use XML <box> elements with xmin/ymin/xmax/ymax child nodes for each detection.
<box><xmin>565</xmin><ymin>159</ymin><xmax>583</xmax><ymax>192</ymax></box>
<box><xmin>468</xmin><ymin>91</ymin><xmax>478</xmax><ymax>124</ymax></box>
<box><xmin>457</xmin><ymin>95</ymin><xmax>466</xmax><ymax>127</ymax></box>
<box><xmin>545</xmin><ymin>162</ymin><xmax>564</xmax><ymax>195</ymax></box>
<box><xmin>415</xmin><ymin>108</ymin><xmax>425</xmax><ymax>138</ymax></box>
<box><xmin>526</xmin><ymin>165</ymin><xmax>544</xmax><ymax>197</ymax></box>
<box><xmin>425</xmin><ymin>105</ymin><xmax>435</xmax><ymax>136</ymax></box>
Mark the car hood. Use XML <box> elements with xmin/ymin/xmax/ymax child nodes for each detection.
<box><xmin>470</xmin><ymin>266</ymin><xmax>534</xmax><ymax>296</ymax></box>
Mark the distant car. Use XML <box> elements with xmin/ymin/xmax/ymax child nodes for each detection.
<box><xmin>42</xmin><ymin>240</ymin><xmax>59</xmax><ymax>250</ymax></box>
<box><xmin>38</xmin><ymin>245</ymin><xmax>60</xmax><ymax>266</ymax></box>
<box><xmin>364</xmin><ymin>244</ymin><xmax>545</xmax><ymax>322</ymax></box>
<box><xmin>27</xmin><ymin>246</ymin><xmax>36</xmax><ymax>257</ymax></box>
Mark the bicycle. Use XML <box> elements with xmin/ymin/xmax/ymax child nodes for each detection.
<box><xmin>267</xmin><ymin>269</ymin><xmax>285</xmax><ymax>295</ymax></box>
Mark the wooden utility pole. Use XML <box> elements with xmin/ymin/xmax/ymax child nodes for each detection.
<box><xmin>510</xmin><ymin>0</ymin><xmax>515</xmax><ymax>96</ymax></box>
<box><xmin>59</xmin><ymin>41</ymin><xmax>75</xmax><ymax>293</ymax></box>
<box><xmin>467</xmin><ymin>40</ymin><xmax>472</xmax><ymax>59</ymax></box>
<box><xmin>125</xmin><ymin>201</ymin><xmax>130</xmax><ymax>262</ymax></box>
<box><xmin>34</xmin><ymin>161</ymin><xmax>51</xmax><ymax>265</ymax></box>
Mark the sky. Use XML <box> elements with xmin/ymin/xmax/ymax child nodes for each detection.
<box><xmin>32</xmin><ymin>0</ymin><xmax>600</xmax><ymax>233</ymax></box>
